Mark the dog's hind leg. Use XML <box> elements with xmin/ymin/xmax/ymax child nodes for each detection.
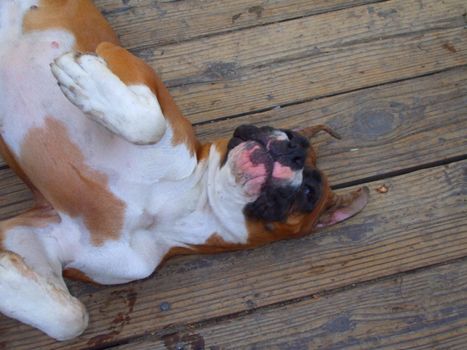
<box><xmin>0</xmin><ymin>208</ymin><xmax>88</xmax><ymax>341</ymax></box>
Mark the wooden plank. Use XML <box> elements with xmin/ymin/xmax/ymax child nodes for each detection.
<box><xmin>94</xmin><ymin>0</ymin><xmax>383</xmax><ymax>49</ymax></box>
<box><xmin>196</xmin><ymin>66</ymin><xmax>467</xmax><ymax>186</ymax></box>
<box><xmin>146</xmin><ymin>0</ymin><xmax>466</xmax><ymax>82</ymax></box>
<box><xmin>0</xmin><ymin>167</ymin><xmax>33</xmax><ymax>220</ymax></box>
<box><xmin>125</xmin><ymin>259</ymin><xmax>467</xmax><ymax>350</ymax></box>
<box><xmin>1</xmin><ymin>160</ymin><xmax>465</xmax><ymax>349</ymax></box>
<box><xmin>137</xmin><ymin>0</ymin><xmax>467</xmax><ymax>123</ymax></box>
<box><xmin>1</xmin><ymin>66</ymin><xmax>465</xmax><ymax>201</ymax></box>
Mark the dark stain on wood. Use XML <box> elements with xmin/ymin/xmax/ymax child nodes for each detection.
<box><xmin>87</xmin><ymin>331</ymin><xmax>120</xmax><ymax>347</ymax></box>
<box><xmin>377</xmin><ymin>8</ymin><xmax>397</xmax><ymax>18</ymax></box>
<box><xmin>87</xmin><ymin>288</ymin><xmax>138</xmax><ymax>347</ymax></box>
<box><xmin>165</xmin><ymin>62</ymin><xmax>239</xmax><ymax>88</ymax></box>
<box><xmin>163</xmin><ymin>332</ymin><xmax>206</xmax><ymax>350</ymax></box>
<box><xmin>204</xmin><ymin>62</ymin><xmax>239</xmax><ymax>80</ymax></box>
<box><xmin>323</xmin><ymin>314</ymin><xmax>356</xmax><ymax>333</ymax></box>
<box><xmin>232</xmin><ymin>13</ymin><xmax>242</xmax><ymax>24</ymax></box>
<box><xmin>174</xmin><ymin>257</ymin><xmax>214</xmax><ymax>274</ymax></box>
<box><xmin>248</xmin><ymin>5</ymin><xmax>264</xmax><ymax>19</ymax></box>
<box><xmin>442</xmin><ymin>42</ymin><xmax>457</xmax><ymax>53</ymax></box>
<box><xmin>111</xmin><ymin>312</ymin><xmax>131</xmax><ymax>325</ymax></box>
<box><xmin>100</xmin><ymin>6</ymin><xmax>134</xmax><ymax>16</ymax></box>
<box><xmin>352</xmin><ymin>109</ymin><xmax>397</xmax><ymax>139</ymax></box>
<box><xmin>127</xmin><ymin>290</ymin><xmax>138</xmax><ymax>313</ymax></box>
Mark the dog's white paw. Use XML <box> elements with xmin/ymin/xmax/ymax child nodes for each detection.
<box><xmin>0</xmin><ymin>252</ymin><xmax>88</xmax><ymax>340</ymax></box>
<box><xmin>51</xmin><ymin>52</ymin><xmax>166</xmax><ymax>145</ymax></box>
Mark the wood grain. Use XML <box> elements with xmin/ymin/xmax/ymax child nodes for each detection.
<box><xmin>145</xmin><ymin>0</ymin><xmax>466</xmax><ymax>81</ymax></box>
<box><xmin>1</xmin><ymin>67</ymin><xmax>466</xmax><ymax>216</ymax></box>
<box><xmin>1</xmin><ymin>160</ymin><xmax>465</xmax><ymax>349</ymax></box>
<box><xmin>125</xmin><ymin>259</ymin><xmax>467</xmax><ymax>350</ymax></box>
<box><xmin>195</xmin><ymin>66</ymin><xmax>467</xmax><ymax>186</ymax></box>
<box><xmin>137</xmin><ymin>0</ymin><xmax>467</xmax><ymax>123</ymax></box>
<box><xmin>94</xmin><ymin>0</ymin><xmax>384</xmax><ymax>49</ymax></box>
<box><xmin>0</xmin><ymin>167</ymin><xmax>34</xmax><ymax>220</ymax></box>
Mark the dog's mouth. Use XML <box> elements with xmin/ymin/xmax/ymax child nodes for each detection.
<box><xmin>225</xmin><ymin>125</ymin><xmax>310</xmax><ymax>196</ymax></box>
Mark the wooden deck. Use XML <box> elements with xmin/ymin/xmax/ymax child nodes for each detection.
<box><xmin>1</xmin><ymin>0</ymin><xmax>466</xmax><ymax>349</ymax></box>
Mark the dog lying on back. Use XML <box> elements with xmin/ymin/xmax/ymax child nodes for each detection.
<box><xmin>0</xmin><ymin>0</ymin><xmax>368</xmax><ymax>340</ymax></box>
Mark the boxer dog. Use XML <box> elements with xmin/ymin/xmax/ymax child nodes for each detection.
<box><xmin>0</xmin><ymin>0</ymin><xmax>368</xmax><ymax>341</ymax></box>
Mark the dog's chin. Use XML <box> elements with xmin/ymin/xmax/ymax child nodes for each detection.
<box><xmin>228</xmin><ymin>141</ymin><xmax>273</xmax><ymax>196</ymax></box>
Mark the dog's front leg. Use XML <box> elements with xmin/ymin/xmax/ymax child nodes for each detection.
<box><xmin>50</xmin><ymin>45</ymin><xmax>167</xmax><ymax>145</ymax></box>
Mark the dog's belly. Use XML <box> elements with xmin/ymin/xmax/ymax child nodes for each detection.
<box><xmin>0</xmin><ymin>29</ymin><xmax>77</xmax><ymax>153</ymax></box>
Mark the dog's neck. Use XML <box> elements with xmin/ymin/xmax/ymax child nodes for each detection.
<box><xmin>150</xmin><ymin>143</ymin><xmax>252</xmax><ymax>249</ymax></box>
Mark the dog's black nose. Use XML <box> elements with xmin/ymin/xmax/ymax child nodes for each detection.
<box><xmin>268</xmin><ymin>139</ymin><xmax>306</xmax><ymax>170</ymax></box>
<box><xmin>268</xmin><ymin>130</ymin><xmax>309</xmax><ymax>170</ymax></box>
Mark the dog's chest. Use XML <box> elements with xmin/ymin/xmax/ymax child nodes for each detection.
<box><xmin>0</xmin><ymin>29</ymin><xmax>199</xmax><ymax>246</ymax></box>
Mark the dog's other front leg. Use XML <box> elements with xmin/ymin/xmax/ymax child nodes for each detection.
<box><xmin>50</xmin><ymin>45</ymin><xmax>167</xmax><ymax>145</ymax></box>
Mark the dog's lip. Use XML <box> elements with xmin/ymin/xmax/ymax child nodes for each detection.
<box><xmin>230</xmin><ymin>140</ymin><xmax>275</xmax><ymax>182</ymax></box>
<box><xmin>243</xmin><ymin>141</ymin><xmax>274</xmax><ymax>174</ymax></box>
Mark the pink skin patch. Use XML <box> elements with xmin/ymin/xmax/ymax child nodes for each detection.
<box><xmin>51</xmin><ymin>41</ymin><xmax>60</xmax><ymax>49</ymax></box>
<box><xmin>232</xmin><ymin>144</ymin><xmax>269</xmax><ymax>196</ymax></box>
<box><xmin>317</xmin><ymin>187</ymin><xmax>370</xmax><ymax>228</ymax></box>
<box><xmin>272</xmin><ymin>162</ymin><xmax>294</xmax><ymax>180</ymax></box>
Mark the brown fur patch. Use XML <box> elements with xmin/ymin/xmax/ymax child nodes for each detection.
<box><xmin>63</xmin><ymin>268</ymin><xmax>99</xmax><ymax>284</ymax></box>
<box><xmin>23</xmin><ymin>0</ymin><xmax>119</xmax><ymax>52</ymax></box>
<box><xmin>95</xmin><ymin>42</ymin><xmax>199</xmax><ymax>155</ymax></box>
<box><xmin>196</xmin><ymin>142</ymin><xmax>213</xmax><ymax>162</ymax></box>
<box><xmin>20</xmin><ymin>118</ymin><xmax>126</xmax><ymax>245</ymax></box>
<box><xmin>161</xmin><ymin>234</ymin><xmax>245</xmax><ymax>265</ymax></box>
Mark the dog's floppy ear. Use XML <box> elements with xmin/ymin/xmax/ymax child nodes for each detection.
<box><xmin>317</xmin><ymin>187</ymin><xmax>369</xmax><ymax>228</ymax></box>
<box><xmin>294</xmin><ymin>124</ymin><xmax>342</xmax><ymax>140</ymax></box>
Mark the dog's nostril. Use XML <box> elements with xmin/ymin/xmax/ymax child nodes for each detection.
<box><xmin>287</xmin><ymin>142</ymin><xmax>298</xmax><ymax>149</ymax></box>
<box><xmin>293</xmin><ymin>156</ymin><xmax>305</xmax><ymax>166</ymax></box>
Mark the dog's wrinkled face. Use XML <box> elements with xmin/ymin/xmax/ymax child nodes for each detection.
<box><xmin>222</xmin><ymin>125</ymin><xmax>324</xmax><ymax>227</ymax></box>
<box><xmin>215</xmin><ymin>124</ymin><xmax>368</xmax><ymax>246</ymax></box>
